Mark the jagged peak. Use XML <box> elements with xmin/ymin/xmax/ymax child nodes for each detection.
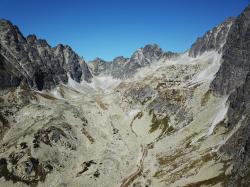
<box><xmin>0</xmin><ymin>19</ymin><xmax>26</xmax><ymax>43</ymax></box>
<box><xmin>242</xmin><ymin>4</ymin><xmax>250</xmax><ymax>15</ymax></box>
<box><xmin>132</xmin><ymin>44</ymin><xmax>162</xmax><ymax>54</ymax></box>
<box><xmin>26</xmin><ymin>34</ymin><xmax>37</xmax><ymax>44</ymax></box>
<box><xmin>26</xmin><ymin>34</ymin><xmax>51</xmax><ymax>48</ymax></box>
<box><xmin>89</xmin><ymin>57</ymin><xmax>107</xmax><ymax>64</ymax></box>
<box><xmin>53</xmin><ymin>43</ymin><xmax>65</xmax><ymax>52</ymax></box>
<box><xmin>36</xmin><ymin>39</ymin><xmax>50</xmax><ymax>48</ymax></box>
<box><xmin>113</xmin><ymin>56</ymin><xmax>128</xmax><ymax>62</ymax></box>
<box><xmin>134</xmin><ymin>44</ymin><xmax>177</xmax><ymax>58</ymax></box>
<box><xmin>0</xmin><ymin>18</ymin><xmax>14</xmax><ymax>27</ymax></box>
<box><xmin>142</xmin><ymin>43</ymin><xmax>161</xmax><ymax>50</ymax></box>
<box><xmin>189</xmin><ymin>17</ymin><xmax>235</xmax><ymax>57</ymax></box>
<box><xmin>0</xmin><ymin>18</ymin><xmax>93</xmax><ymax>89</ymax></box>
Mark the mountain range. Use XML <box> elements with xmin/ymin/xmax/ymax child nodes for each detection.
<box><xmin>0</xmin><ymin>4</ymin><xmax>250</xmax><ymax>187</ymax></box>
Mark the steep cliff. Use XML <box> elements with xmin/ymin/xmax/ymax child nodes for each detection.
<box><xmin>210</xmin><ymin>5</ymin><xmax>250</xmax><ymax>186</ymax></box>
<box><xmin>0</xmin><ymin>19</ymin><xmax>92</xmax><ymax>90</ymax></box>
<box><xmin>189</xmin><ymin>17</ymin><xmax>235</xmax><ymax>57</ymax></box>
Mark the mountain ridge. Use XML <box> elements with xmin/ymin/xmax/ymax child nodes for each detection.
<box><xmin>0</xmin><ymin>15</ymin><xmax>234</xmax><ymax>90</ymax></box>
<box><xmin>0</xmin><ymin>19</ymin><xmax>92</xmax><ymax>90</ymax></box>
<box><xmin>88</xmin><ymin>44</ymin><xmax>178</xmax><ymax>79</ymax></box>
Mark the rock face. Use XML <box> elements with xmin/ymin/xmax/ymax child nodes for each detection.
<box><xmin>189</xmin><ymin>17</ymin><xmax>235</xmax><ymax>57</ymax></box>
<box><xmin>211</xmin><ymin>9</ymin><xmax>250</xmax><ymax>95</ymax></box>
<box><xmin>88</xmin><ymin>44</ymin><xmax>178</xmax><ymax>79</ymax></box>
<box><xmin>209</xmin><ymin>5</ymin><xmax>250</xmax><ymax>186</ymax></box>
<box><xmin>219</xmin><ymin>74</ymin><xmax>250</xmax><ymax>186</ymax></box>
<box><xmin>88</xmin><ymin>57</ymin><xmax>110</xmax><ymax>76</ymax></box>
<box><xmin>0</xmin><ymin>19</ymin><xmax>92</xmax><ymax>90</ymax></box>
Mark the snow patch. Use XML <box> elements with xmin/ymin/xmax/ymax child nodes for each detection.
<box><xmin>188</xmin><ymin>51</ymin><xmax>222</xmax><ymax>86</ymax></box>
<box><xmin>126</xmin><ymin>109</ymin><xmax>141</xmax><ymax>117</ymax></box>
<box><xmin>207</xmin><ymin>99</ymin><xmax>228</xmax><ymax>136</ymax></box>
<box><xmin>34</xmin><ymin>89</ymin><xmax>63</xmax><ymax>100</ymax></box>
<box><xmin>66</xmin><ymin>74</ymin><xmax>94</xmax><ymax>93</ymax></box>
<box><xmin>132</xmin><ymin>51</ymin><xmax>221</xmax><ymax>83</ymax></box>
<box><xmin>87</xmin><ymin>76</ymin><xmax>121</xmax><ymax>92</ymax></box>
<box><xmin>50</xmin><ymin>88</ymin><xmax>63</xmax><ymax>99</ymax></box>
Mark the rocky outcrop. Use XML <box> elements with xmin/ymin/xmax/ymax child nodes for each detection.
<box><xmin>189</xmin><ymin>17</ymin><xmax>235</xmax><ymax>57</ymax></box>
<box><xmin>88</xmin><ymin>44</ymin><xmax>178</xmax><ymax>79</ymax></box>
<box><xmin>88</xmin><ymin>58</ymin><xmax>110</xmax><ymax>76</ymax></box>
<box><xmin>0</xmin><ymin>19</ymin><xmax>92</xmax><ymax>90</ymax></box>
<box><xmin>130</xmin><ymin>44</ymin><xmax>171</xmax><ymax>66</ymax></box>
<box><xmin>219</xmin><ymin>74</ymin><xmax>250</xmax><ymax>184</ymax></box>
<box><xmin>211</xmin><ymin>9</ymin><xmax>250</xmax><ymax>95</ymax></box>
<box><xmin>209</xmin><ymin>5</ymin><xmax>250</xmax><ymax>186</ymax></box>
<box><xmin>0</xmin><ymin>53</ymin><xmax>23</xmax><ymax>88</ymax></box>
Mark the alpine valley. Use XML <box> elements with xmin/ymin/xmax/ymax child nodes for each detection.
<box><xmin>0</xmin><ymin>4</ymin><xmax>250</xmax><ymax>187</ymax></box>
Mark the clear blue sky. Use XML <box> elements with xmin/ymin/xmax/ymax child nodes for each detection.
<box><xmin>0</xmin><ymin>0</ymin><xmax>249</xmax><ymax>61</ymax></box>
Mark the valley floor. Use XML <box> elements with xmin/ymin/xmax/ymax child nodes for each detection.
<box><xmin>0</xmin><ymin>52</ymin><xmax>233</xmax><ymax>187</ymax></box>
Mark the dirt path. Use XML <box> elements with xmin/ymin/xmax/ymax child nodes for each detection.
<box><xmin>120</xmin><ymin>145</ymin><xmax>148</xmax><ymax>187</ymax></box>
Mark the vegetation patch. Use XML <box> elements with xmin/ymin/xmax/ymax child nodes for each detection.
<box><xmin>93</xmin><ymin>169</ymin><xmax>100</xmax><ymax>178</ymax></box>
<box><xmin>81</xmin><ymin>128</ymin><xmax>95</xmax><ymax>144</ymax></box>
<box><xmin>156</xmin><ymin>149</ymin><xmax>186</xmax><ymax>168</ymax></box>
<box><xmin>77</xmin><ymin>160</ymin><xmax>97</xmax><ymax>177</ymax></box>
<box><xmin>155</xmin><ymin>151</ymin><xmax>223</xmax><ymax>185</ymax></box>
<box><xmin>134</xmin><ymin>111</ymin><xmax>143</xmax><ymax>120</ymax></box>
<box><xmin>149</xmin><ymin>112</ymin><xmax>173</xmax><ymax>137</ymax></box>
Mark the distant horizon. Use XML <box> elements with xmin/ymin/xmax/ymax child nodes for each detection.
<box><xmin>0</xmin><ymin>0</ymin><xmax>249</xmax><ymax>61</ymax></box>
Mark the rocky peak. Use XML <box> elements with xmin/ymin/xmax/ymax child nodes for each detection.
<box><xmin>37</xmin><ymin>39</ymin><xmax>50</xmax><ymax>48</ymax></box>
<box><xmin>189</xmin><ymin>17</ymin><xmax>235</xmax><ymax>57</ymax></box>
<box><xmin>53</xmin><ymin>44</ymin><xmax>65</xmax><ymax>54</ymax></box>
<box><xmin>142</xmin><ymin>44</ymin><xmax>163</xmax><ymax>58</ymax></box>
<box><xmin>88</xmin><ymin>44</ymin><xmax>177</xmax><ymax>79</ymax></box>
<box><xmin>211</xmin><ymin>9</ymin><xmax>250</xmax><ymax>95</ymax></box>
<box><xmin>0</xmin><ymin>19</ymin><xmax>92</xmax><ymax>90</ymax></box>
<box><xmin>112</xmin><ymin>56</ymin><xmax>128</xmax><ymax>64</ymax></box>
<box><xmin>208</xmin><ymin>5</ymin><xmax>250</xmax><ymax>185</ymax></box>
<box><xmin>88</xmin><ymin>58</ymin><xmax>108</xmax><ymax>76</ymax></box>
<box><xmin>26</xmin><ymin>34</ymin><xmax>37</xmax><ymax>44</ymax></box>
<box><xmin>130</xmin><ymin>44</ymin><xmax>164</xmax><ymax>65</ymax></box>
<box><xmin>53</xmin><ymin>44</ymin><xmax>93</xmax><ymax>82</ymax></box>
<box><xmin>91</xmin><ymin>57</ymin><xmax>107</xmax><ymax>64</ymax></box>
<box><xmin>0</xmin><ymin>19</ymin><xmax>26</xmax><ymax>44</ymax></box>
